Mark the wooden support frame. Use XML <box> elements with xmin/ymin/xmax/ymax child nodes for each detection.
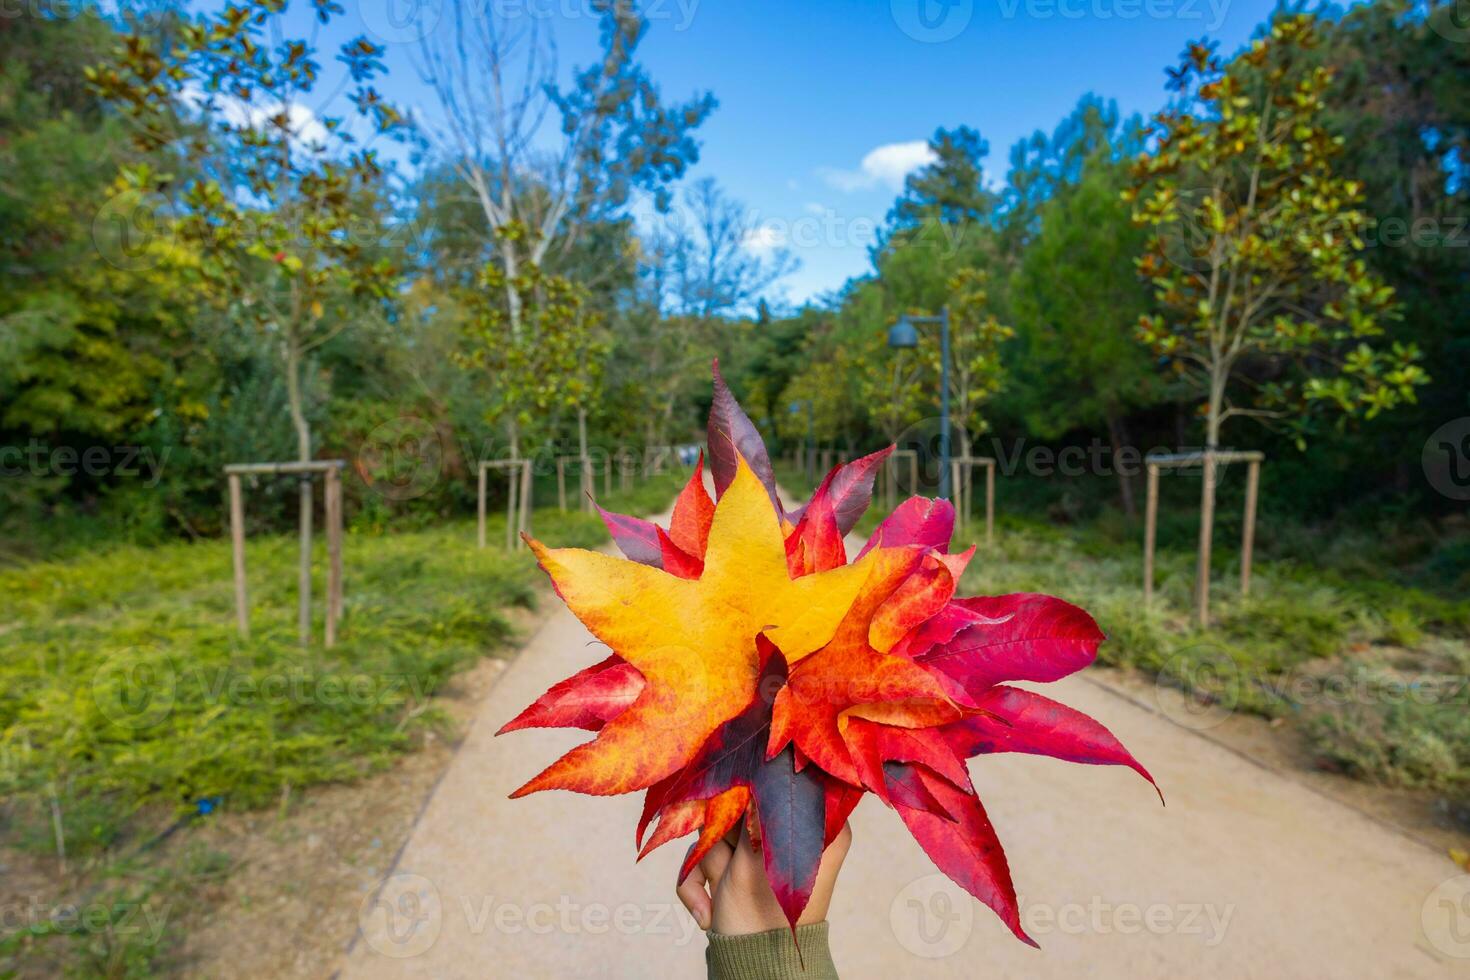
<box><xmin>1141</xmin><ymin>450</ymin><xmax>1264</xmax><ymax>621</ymax></box>
<box><xmin>478</xmin><ymin>459</ymin><xmax>533</xmax><ymax>551</ymax></box>
<box><xmin>643</xmin><ymin>445</ymin><xmax>672</xmax><ymax>476</ymax></box>
<box><xmin>616</xmin><ymin>448</ymin><xmax>639</xmax><ymax>492</ymax></box>
<box><xmin>224</xmin><ymin>460</ymin><xmax>346</xmax><ymax>648</ymax></box>
<box><xmin>883</xmin><ymin>449</ymin><xmax>921</xmax><ymax>509</ymax></box>
<box><xmin>949</xmin><ymin>456</ymin><xmax>997</xmax><ymax>547</ymax></box>
<box><xmin>555</xmin><ymin>454</ymin><xmax>598</xmax><ymax>513</ymax></box>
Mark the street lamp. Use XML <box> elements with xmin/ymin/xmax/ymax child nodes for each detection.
<box><xmin>788</xmin><ymin>399</ymin><xmax>815</xmax><ymax>483</ymax></box>
<box><xmin>888</xmin><ymin>308</ymin><xmax>952</xmax><ymax>499</ymax></box>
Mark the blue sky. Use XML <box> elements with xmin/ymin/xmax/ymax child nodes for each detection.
<box><xmin>303</xmin><ymin>0</ymin><xmax>1284</xmax><ymax>304</ymax></box>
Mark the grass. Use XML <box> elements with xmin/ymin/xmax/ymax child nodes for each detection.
<box><xmin>0</xmin><ymin>471</ymin><xmax>685</xmax><ymax>977</ymax></box>
<box><xmin>775</xmin><ymin>457</ymin><xmax>1470</xmax><ymax>812</ymax></box>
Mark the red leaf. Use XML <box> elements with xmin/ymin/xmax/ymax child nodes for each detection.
<box><xmin>497</xmin><ymin>655</ymin><xmax>644</xmax><ymax>735</ymax></box>
<box><xmin>638</xmin><ymin>799</ymin><xmax>705</xmax><ymax>859</ymax></box>
<box><xmin>822</xmin><ymin>775</ymin><xmax>863</xmax><ymax>847</ymax></box>
<box><xmin>889</xmin><ymin>596</ymin><xmax>1014</xmax><ymax>660</ymax></box>
<box><xmin>919</xmin><ymin>593</ymin><xmax>1104</xmax><ymax>700</ymax></box>
<box><xmin>839</xmin><ymin>716</ymin><xmax>972</xmax><ymax>802</ymax></box>
<box><xmin>945</xmin><ymin>686</ymin><xmax>1160</xmax><ymax>801</ymax></box>
<box><xmin>668</xmin><ymin>453</ymin><xmax>715</xmax><ymax>558</ymax></box>
<box><xmin>870</xmin><ymin>552</ymin><xmax>961</xmax><ymax>654</ymax></box>
<box><xmin>597</xmin><ymin>505</ymin><xmax>664</xmax><ymax>567</ymax></box>
<box><xmin>857</xmin><ymin>496</ymin><xmax>955</xmax><ymax>558</ymax></box>
<box><xmin>893</xmin><ymin>769</ymin><xmax>1037</xmax><ymax>948</ymax></box>
<box><xmin>707</xmin><ymin>360</ymin><xmax>781</xmax><ymax>512</ymax></box>
<box><xmin>787</xmin><ymin>447</ymin><xmax>894</xmax><ymax>534</ymax></box>
<box><xmin>752</xmin><ymin>746</ymin><xmax>827</xmax><ymax>931</ymax></box>
<box><xmin>657</xmin><ymin>527</ymin><xmax>704</xmax><ymax>579</ymax></box>
<box><xmin>636</xmin><ymin>776</ymin><xmax>676</xmax><ymax>849</ymax></box>
<box><xmin>882</xmin><ymin>761</ymin><xmax>957</xmax><ymax>820</ymax></box>
<box><xmin>784</xmin><ymin>476</ymin><xmax>846</xmax><ymax>577</ymax></box>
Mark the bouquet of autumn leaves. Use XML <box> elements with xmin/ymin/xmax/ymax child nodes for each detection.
<box><xmin>499</xmin><ymin>366</ymin><xmax>1157</xmax><ymax>945</ymax></box>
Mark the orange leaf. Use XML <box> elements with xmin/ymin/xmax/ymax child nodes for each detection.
<box><xmin>769</xmin><ymin>547</ymin><xmax>956</xmax><ymax>785</ymax></box>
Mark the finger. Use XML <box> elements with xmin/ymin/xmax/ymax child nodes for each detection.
<box><xmin>700</xmin><ymin>835</ymin><xmax>735</xmax><ymax>894</ymax></box>
<box><xmin>677</xmin><ymin>837</ymin><xmax>734</xmax><ymax>930</ymax></box>
<box><xmin>676</xmin><ymin>860</ymin><xmax>713</xmax><ymax>930</ymax></box>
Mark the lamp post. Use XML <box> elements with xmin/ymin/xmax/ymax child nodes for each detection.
<box><xmin>788</xmin><ymin>399</ymin><xmax>814</xmax><ymax>483</ymax></box>
<box><xmin>887</xmin><ymin>307</ymin><xmax>952</xmax><ymax>499</ymax></box>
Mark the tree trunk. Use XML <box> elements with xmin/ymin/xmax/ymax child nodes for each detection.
<box><xmin>577</xmin><ymin>405</ymin><xmax>590</xmax><ymax>512</ymax></box>
<box><xmin>1108</xmin><ymin>412</ymin><xmax>1137</xmax><ymax>520</ymax></box>
<box><xmin>1194</xmin><ymin>374</ymin><xmax>1226</xmax><ymax>627</ymax></box>
<box><xmin>285</xmin><ymin>334</ymin><xmax>313</xmax><ymax>647</ymax></box>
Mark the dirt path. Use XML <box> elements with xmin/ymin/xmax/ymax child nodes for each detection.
<box><xmin>337</xmin><ymin>503</ymin><xmax>1468</xmax><ymax>979</ymax></box>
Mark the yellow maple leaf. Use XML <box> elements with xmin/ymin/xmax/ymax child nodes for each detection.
<box><xmin>515</xmin><ymin>456</ymin><xmax>876</xmax><ymax>797</ymax></box>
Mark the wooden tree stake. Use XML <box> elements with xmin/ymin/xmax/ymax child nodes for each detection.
<box><xmin>324</xmin><ymin>466</ymin><xmax>343</xmax><ymax>648</ymax></box>
<box><xmin>1241</xmin><ymin>458</ymin><xmax>1260</xmax><ymax>597</ymax></box>
<box><xmin>1143</xmin><ymin>462</ymin><xmax>1160</xmax><ymax>607</ymax></box>
<box><xmin>229</xmin><ymin>472</ymin><xmax>249</xmax><ymax>638</ymax></box>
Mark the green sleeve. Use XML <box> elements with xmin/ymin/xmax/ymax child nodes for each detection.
<box><xmin>704</xmin><ymin>922</ymin><xmax>839</xmax><ymax>980</ymax></box>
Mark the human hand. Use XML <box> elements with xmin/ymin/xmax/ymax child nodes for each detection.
<box><xmin>676</xmin><ymin>821</ymin><xmax>852</xmax><ymax>935</ymax></box>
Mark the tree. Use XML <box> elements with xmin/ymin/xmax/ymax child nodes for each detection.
<box><xmin>92</xmin><ymin>0</ymin><xmax>406</xmax><ymax>469</ymax></box>
<box><xmin>627</xmin><ymin>179</ymin><xmax>796</xmax><ymax>449</ymax></box>
<box><xmin>1300</xmin><ymin>0</ymin><xmax>1470</xmax><ymax>513</ymax></box>
<box><xmin>1003</xmin><ymin>93</ymin><xmax>1146</xmax><ymax>248</ymax></box>
<box><xmin>92</xmin><ymin>0</ymin><xmax>406</xmax><ymax>640</ymax></box>
<box><xmin>927</xmin><ymin>267</ymin><xmax>1013</xmax><ymax>459</ymax></box>
<box><xmin>414</xmin><ymin>0</ymin><xmax>714</xmax><ymax>457</ymax></box>
<box><xmin>1127</xmin><ymin>14</ymin><xmax>1429</xmax><ymax>622</ymax></box>
<box><xmin>1010</xmin><ymin>154</ymin><xmax>1160</xmax><ymax>517</ymax></box>
<box><xmin>887</xmin><ymin>125</ymin><xmax>998</xmax><ymax>233</ymax></box>
<box><xmin>455</xmin><ymin>231</ymin><xmax>606</xmax><ymax>457</ymax></box>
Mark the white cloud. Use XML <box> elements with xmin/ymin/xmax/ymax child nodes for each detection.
<box><xmin>818</xmin><ymin>140</ymin><xmax>936</xmax><ymax>193</ymax></box>
<box><xmin>742</xmin><ymin>224</ymin><xmax>787</xmax><ymax>256</ymax></box>
<box><xmin>182</xmin><ymin>82</ymin><xmax>332</xmax><ymax>149</ymax></box>
<box><xmin>803</xmin><ymin>202</ymin><xmax>828</xmax><ymax>215</ymax></box>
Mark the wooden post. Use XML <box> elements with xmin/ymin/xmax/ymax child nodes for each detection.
<box><xmin>324</xmin><ymin>467</ymin><xmax>342</xmax><ymax>648</ymax></box>
<box><xmin>297</xmin><ymin>475</ymin><xmax>312</xmax><ymax>648</ymax></box>
<box><xmin>1144</xmin><ymin>462</ymin><xmax>1159</xmax><ymax>606</ymax></box>
<box><xmin>985</xmin><ymin>461</ymin><xmax>995</xmax><ymax>548</ymax></box>
<box><xmin>604</xmin><ymin>457</ymin><xmax>612</xmax><ymax>497</ymax></box>
<box><xmin>951</xmin><ymin>460</ymin><xmax>964</xmax><ymax>532</ymax></box>
<box><xmin>229</xmin><ymin>473</ymin><xmax>249</xmax><ymax>639</ymax></box>
<box><xmin>556</xmin><ymin>456</ymin><xmax>567</xmax><ymax>512</ymax></box>
<box><xmin>1195</xmin><ymin>450</ymin><xmax>1217</xmax><ymax>627</ymax></box>
<box><xmin>581</xmin><ymin>455</ymin><xmax>594</xmax><ymax>513</ymax></box>
<box><xmin>504</xmin><ymin>463</ymin><xmax>518</xmax><ymax>551</ymax></box>
<box><xmin>1241</xmin><ymin>458</ymin><xmax>1260</xmax><ymax>597</ymax></box>
<box><xmin>518</xmin><ymin>459</ymin><xmax>532</xmax><ymax>548</ymax></box>
<box><xmin>476</xmin><ymin>464</ymin><xmax>487</xmax><ymax>550</ymax></box>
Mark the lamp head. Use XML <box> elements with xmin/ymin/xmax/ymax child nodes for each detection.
<box><xmin>887</xmin><ymin>317</ymin><xmax>919</xmax><ymax>349</ymax></box>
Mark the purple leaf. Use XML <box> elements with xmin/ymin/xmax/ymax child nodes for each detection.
<box><xmin>597</xmin><ymin>505</ymin><xmax>664</xmax><ymax>568</ymax></box>
<box><xmin>753</xmin><ymin>745</ymin><xmax>827</xmax><ymax>932</ymax></box>
<box><xmin>707</xmin><ymin>359</ymin><xmax>781</xmax><ymax>512</ymax></box>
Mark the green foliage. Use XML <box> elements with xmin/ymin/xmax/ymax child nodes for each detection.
<box><xmin>1128</xmin><ymin>14</ymin><xmax>1428</xmax><ymax>447</ymax></box>
<box><xmin>455</xmin><ymin>230</ymin><xmax>608</xmax><ymax>450</ymax></box>
<box><xmin>955</xmin><ymin>513</ymin><xmax>1470</xmax><ymax>799</ymax></box>
<box><xmin>1010</xmin><ymin>155</ymin><xmax>1161</xmax><ymax>439</ymax></box>
<box><xmin>88</xmin><ymin>0</ymin><xmax>407</xmax><ymax>461</ymax></box>
<box><xmin>886</xmin><ymin>125</ymin><xmax>998</xmax><ymax>232</ymax></box>
<box><xmin>0</xmin><ymin>473</ymin><xmax>683</xmax><ymax>974</ymax></box>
